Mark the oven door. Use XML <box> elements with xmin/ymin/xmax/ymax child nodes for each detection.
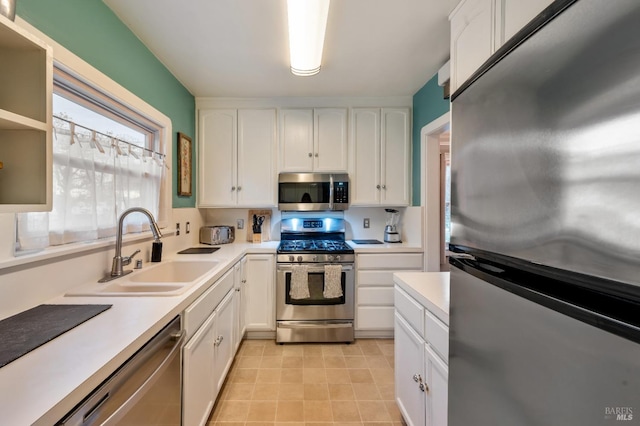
<box><xmin>276</xmin><ymin>263</ymin><xmax>354</xmax><ymax>321</ymax></box>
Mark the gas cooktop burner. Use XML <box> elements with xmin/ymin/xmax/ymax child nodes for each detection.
<box><xmin>277</xmin><ymin>239</ymin><xmax>353</xmax><ymax>254</ymax></box>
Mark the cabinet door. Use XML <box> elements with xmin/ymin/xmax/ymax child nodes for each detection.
<box><xmin>450</xmin><ymin>0</ymin><xmax>496</xmax><ymax>92</ymax></box>
<box><xmin>499</xmin><ymin>0</ymin><xmax>553</xmax><ymax>45</ymax></box>
<box><xmin>233</xmin><ymin>261</ymin><xmax>243</xmax><ymax>353</ymax></box>
<box><xmin>239</xmin><ymin>256</ymin><xmax>248</xmax><ymax>336</ymax></box>
<box><xmin>350</xmin><ymin>108</ymin><xmax>381</xmax><ymax>205</ymax></box>
<box><xmin>425</xmin><ymin>343</ymin><xmax>448</xmax><ymax>426</ymax></box>
<box><xmin>314</xmin><ymin>108</ymin><xmax>348</xmax><ymax>172</ymax></box>
<box><xmin>198</xmin><ymin>109</ymin><xmax>237</xmax><ymax>207</ymax></box>
<box><xmin>237</xmin><ymin>109</ymin><xmax>276</xmax><ymax>206</ymax></box>
<box><xmin>381</xmin><ymin>108</ymin><xmax>411</xmax><ymax>206</ymax></box>
<box><xmin>279</xmin><ymin>109</ymin><xmax>314</xmax><ymax>172</ymax></box>
<box><xmin>244</xmin><ymin>254</ymin><xmax>275</xmax><ymax>331</ymax></box>
<box><xmin>183</xmin><ymin>311</ymin><xmax>216</xmax><ymax>426</ymax></box>
<box><xmin>394</xmin><ymin>312</ymin><xmax>426</xmax><ymax>426</ymax></box>
<box><xmin>213</xmin><ymin>289</ymin><xmax>235</xmax><ymax>393</ymax></box>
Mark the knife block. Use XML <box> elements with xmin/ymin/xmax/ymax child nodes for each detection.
<box><xmin>252</xmin><ymin>232</ymin><xmax>262</xmax><ymax>244</ymax></box>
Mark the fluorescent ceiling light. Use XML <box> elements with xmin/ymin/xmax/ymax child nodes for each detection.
<box><xmin>287</xmin><ymin>0</ymin><xmax>330</xmax><ymax>77</ymax></box>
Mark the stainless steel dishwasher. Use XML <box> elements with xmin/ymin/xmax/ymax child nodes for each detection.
<box><xmin>58</xmin><ymin>316</ymin><xmax>184</xmax><ymax>425</ymax></box>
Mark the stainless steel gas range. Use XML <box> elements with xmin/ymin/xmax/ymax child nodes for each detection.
<box><xmin>276</xmin><ymin>216</ymin><xmax>355</xmax><ymax>343</ymax></box>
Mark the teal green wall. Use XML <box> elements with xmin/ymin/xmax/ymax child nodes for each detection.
<box><xmin>412</xmin><ymin>74</ymin><xmax>450</xmax><ymax>205</ymax></box>
<box><xmin>17</xmin><ymin>0</ymin><xmax>196</xmax><ymax>208</ymax></box>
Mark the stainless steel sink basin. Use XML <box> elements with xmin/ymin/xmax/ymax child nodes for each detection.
<box><xmin>66</xmin><ymin>260</ymin><xmax>220</xmax><ymax>297</ymax></box>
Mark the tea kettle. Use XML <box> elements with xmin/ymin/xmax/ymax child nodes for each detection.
<box><xmin>384</xmin><ymin>209</ymin><xmax>401</xmax><ymax>243</ymax></box>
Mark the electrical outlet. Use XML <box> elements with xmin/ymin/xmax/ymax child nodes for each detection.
<box><xmin>363</xmin><ymin>218</ymin><xmax>370</xmax><ymax>229</ymax></box>
<box><xmin>175</xmin><ymin>223</ymin><xmax>180</xmax><ymax>236</ymax></box>
<box><xmin>237</xmin><ymin>219</ymin><xmax>244</xmax><ymax>229</ymax></box>
<box><xmin>186</xmin><ymin>222</ymin><xmax>190</xmax><ymax>234</ymax></box>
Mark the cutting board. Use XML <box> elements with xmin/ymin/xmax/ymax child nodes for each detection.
<box><xmin>247</xmin><ymin>209</ymin><xmax>272</xmax><ymax>242</ymax></box>
<box><xmin>0</xmin><ymin>304</ymin><xmax>111</xmax><ymax>368</ymax></box>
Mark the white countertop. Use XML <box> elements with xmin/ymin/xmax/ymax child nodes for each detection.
<box><xmin>348</xmin><ymin>240</ymin><xmax>423</xmax><ymax>253</ymax></box>
<box><xmin>393</xmin><ymin>272</ymin><xmax>450</xmax><ymax>325</ymax></box>
<box><xmin>0</xmin><ymin>241</ymin><xmax>277</xmax><ymax>426</ymax></box>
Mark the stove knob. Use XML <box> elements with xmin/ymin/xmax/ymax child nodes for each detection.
<box><xmin>297</xmin><ymin>256</ymin><xmax>303</xmax><ymax>262</ymax></box>
<box><xmin>335</xmin><ymin>255</ymin><xmax>341</xmax><ymax>262</ymax></box>
<box><xmin>289</xmin><ymin>255</ymin><xmax>294</xmax><ymax>262</ymax></box>
<box><xmin>312</xmin><ymin>255</ymin><xmax>318</xmax><ymax>262</ymax></box>
<box><xmin>328</xmin><ymin>255</ymin><xmax>335</xmax><ymax>262</ymax></box>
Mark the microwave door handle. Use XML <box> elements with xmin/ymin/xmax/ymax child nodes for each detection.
<box><xmin>329</xmin><ymin>174</ymin><xmax>334</xmax><ymax>210</ymax></box>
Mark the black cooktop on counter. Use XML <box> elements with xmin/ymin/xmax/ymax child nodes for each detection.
<box><xmin>0</xmin><ymin>304</ymin><xmax>112</xmax><ymax>368</ymax></box>
<box><xmin>351</xmin><ymin>239</ymin><xmax>384</xmax><ymax>244</ymax></box>
<box><xmin>178</xmin><ymin>247</ymin><xmax>221</xmax><ymax>254</ymax></box>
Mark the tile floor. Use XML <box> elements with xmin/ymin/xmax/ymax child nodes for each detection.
<box><xmin>207</xmin><ymin>339</ymin><xmax>404</xmax><ymax>426</ymax></box>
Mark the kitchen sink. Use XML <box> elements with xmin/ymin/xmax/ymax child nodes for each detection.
<box><xmin>66</xmin><ymin>260</ymin><xmax>220</xmax><ymax>297</ymax></box>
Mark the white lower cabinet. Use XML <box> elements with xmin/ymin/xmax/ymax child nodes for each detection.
<box><xmin>232</xmin><ymin>257</ymin><xmax>247</xmax><ymax>353</ymax></box>
<box><xmin>394</xmin><ymin>285</ymin><xmax>449</xmax><ymax>426</ymax></box>
<box><xmin>244</xmin><ymin>254</ymin><xmax>275</xmax><ymax>331</ymax></box>
<box><xmin>182</xmin><ymin>266</ymin><xmax>237</xmax><ymax>426</ymax></box>
<box><xmin>356</xmin><ymin>253</ymin><xmax>423</xmax><ymax>331</ymax></box>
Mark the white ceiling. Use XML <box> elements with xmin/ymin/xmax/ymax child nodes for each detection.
<box><xmin>103</xmin><ymin>0</ymin><xmax>457</xmax><ymax>98</ymax></box>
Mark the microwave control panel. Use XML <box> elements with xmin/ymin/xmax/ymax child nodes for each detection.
<box><xmin>334</xmin><ymin>182</ymin><xmax>349</xmax><ymax>203</ymax></box>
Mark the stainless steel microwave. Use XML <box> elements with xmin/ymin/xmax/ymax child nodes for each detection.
<box><xmin>278</xmin><ymin>173</ymin><xmax>349</xmax><ymax>211</ymax></box>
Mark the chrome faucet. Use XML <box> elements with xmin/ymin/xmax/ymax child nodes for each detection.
<box><xmin>99</xmin><ymin>207</ymin><xmax>162</xmax><ymax>283</ymax></box>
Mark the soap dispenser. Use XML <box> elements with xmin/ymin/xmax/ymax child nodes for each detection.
<box><xmin>151</xmin><ymin>239</ymin><xmax>163</xmax><ymax>262</ymax></box>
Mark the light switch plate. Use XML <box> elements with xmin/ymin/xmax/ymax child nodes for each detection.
<box><xmin>363</xmin><ymin>218</ymin><xmax>370</xmax><ymax>228</ymax></box>
<box><xmin>237</xmin><ymin>219</ymin><xmax>244</xmax><ymax>229</ymax></box>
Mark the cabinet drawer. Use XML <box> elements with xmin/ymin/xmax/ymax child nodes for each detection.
<box><xmin>356</xmin><ymin>306</ymin><xmax>395</xmax><ymax>330</ymax></box>
<box><xmin>425</xmin><ymin>309</ymin><xmax>449</xmax><ymax>361</ymax></box>
<box><xmin>357</xmin><ymin>270</ymin><xmax>396</xmax><ymax>286</ymax></box>
<box><xmin>394</xmin><ymin>286</ymin><xmax>424</xmax><ymax>337</ymax></box>
<box><xmin>358</xmin><ymin>253</ymin><xmax>423</xmax><ymax>270</ymax></box>
<box><xmin>184</xmin><ymin>269</ymin><xmax>234</xmax><ymax>338</ymax></box>
<box><xmin>358</xmin><ymin>287</ymin><xmax>394</xmax><ymax>305</ymax></box>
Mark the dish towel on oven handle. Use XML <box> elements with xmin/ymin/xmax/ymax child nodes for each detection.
<box><xmin>290</xmin><ymin>264</ymin><xmax>310</xmax><ymax>299</ymax></box>
<box><xmin>323</xmin><ymin>264</ymin><xmax>343</xmax><ymax>298</ymax></box>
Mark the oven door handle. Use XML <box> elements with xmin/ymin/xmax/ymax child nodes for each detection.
<box><xmin>277</xmin><ymin>264</ymin><xmax>354</xmax><ymax>273</ymax></box>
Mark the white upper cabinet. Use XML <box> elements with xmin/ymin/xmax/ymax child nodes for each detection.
<box><xmin>450</xmin><ymin>0</ymin><xmax>553</xmax><ymax>92</ymax></box>
<box><xmin>350</xmin><ymin>108</ymin><xmax>411</xmax><ymax>206</ymax></box>
<box><xmin>0</xmin><ymin>16</ymin><xmax>53</xmax><ymax>212</ymax></box>
<box><xmin>499</xmin><ymin>0</ymin><xmax>554</xmax><ymax>44</ymax></box>
<box><xmin>279</xmin><ymin>108</ymin><xmax>348</xmax><ymax>172</ymax></box>
<box><xmin>198</xmin><ymin>108</ymin><xmax>276</xmax><ymax>207</ymax></box>
<box><xmin>450</xmin><ymin>0</ymin><xmax>496</xmax><ymax>93</ymax></box>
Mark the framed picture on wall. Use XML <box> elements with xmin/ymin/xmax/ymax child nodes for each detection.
<box><xmin>177</xmin><ymin>132</ymin><xmax>192</xmax><ymax>196</ymax></box>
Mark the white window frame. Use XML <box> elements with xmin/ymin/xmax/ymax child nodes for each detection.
<box><xmin>8</xmin><ymin>18</ymin><xmax>173</xmax><ymax>267</ymax></box>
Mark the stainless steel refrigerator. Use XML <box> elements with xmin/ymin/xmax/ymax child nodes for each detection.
<box><xmin>449</xmin><ymin>0</ymin><xmax>640</xmax><ymax>424</ymax></box>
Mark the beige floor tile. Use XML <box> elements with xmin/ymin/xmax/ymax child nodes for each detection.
<box><xmin>344</xmin><ymin>356</ymin><xmax>367</xmax><ymax>369</ymax></box>
<box><xmin>245</xmin><ymin>423</ymin><xmax>275</xmax><ymax>426</ymax></box>
<box><xmin>247</xmin><ymin>401</ymin><xmax>277</xmax><ymax>422</ymax></box>
<box><xmin>232</xmin><ymin>368</ymin><xmax>258</xmax><ymax>383</ymax></box>
<box><xmin>278</xmin><ymin>383</ymin><xmax>304</xmax><ymax>400</ymax></box>
<box><xmin>303</xmin><ymin>344</ymin><xmax>324</xmax><ymax>356</ymax></box>
<box><xmin>328</xmin><ymin>383</ymin><xmax>355</xmax><ymax>400</ymax></box>
<box><xmin>362</xmin><ymin>423</ymin><xmax>394</xmax><ymax>426</ymax></box>
<box><xmin>263</xmin><ymin>344</ymin><xmax>285</xmax><ymax>356</ymax></box>
<box><xmin>304</xmin><ymin>383</ymin><xmax>330</xmax><ymax>400</ymax></box>
<box><xmin>216</xmin><ymin>401</ymin><xmax>251</xmax><ymax>422</ymax></box>
<box><xmin>303</xmin><ymin>355</ymin><xmax>325</xmax><ymax>368</ymax></box>
<box><xmin>385</xmin><ymin>355</ymin><xmax>394</xmax><ymax>366</ymax></box>
<box><xmin>331</xmin><ymin>401</ymin><xmax>362</xmax><ymax>422</ymax></box>
<box><xmin>360</xmin><ymin>345</ymin><xmax>383</xmax><ymax>356</ymax></box>
<box><xmin>357</xmin><ymin>401</ymin><xmax>392</xmax><ymax>422</ymax></box>
<box><xmin>384</xmin><ymin>401</ymin><xmax>403</xmax><ymax>423</ymax></box>
<box><xmin>253</xmin><ymin>383</ymin><xmax>280</xmax><ymax>400</ymax></box>
<box><xmin>261</xmin><ymin>356</ymin><xmax>283</xmax><ymax>368</ymax></box>
<box><xmin>280</xmin><ymin>368</ymin><xmax>303</xmax><ymax>383</ymax></box>
<box><xmin>376</xmin><ymin>384</ymin><xmax>395</xmax><ymax>401</ymax></box>
<box><xmin>304</xmin><ymin>401</ymin><xmax>333</xmax><ymax>422</ymax></box>
<box><xmin>365</xmin><ymin>355</ymin><xmax>391</xmax><ymax>369</ymax></box>
<box><xmin>240</xmin><ymin>345</ymin><xmax>266</xmax><ymax>357</ymax></box>
<box><xmin>223</xmin><ymin>383</ymin><xmax>254</xmax><ymax>400</ymax></box>
<box><xmin>210</xmin><ymin>422</ymin><xmax>245</xmax><ymax>426</ymax></box>
<box><xmin>370</xmin><ymin>368</ymin><xmax>394</xmax><ymax>385</ymax></box>
<box><xmin>321</xmin><ymin>345</ymin><xmax>344</xmax><ymax>355</ymax></box>
<box><xmin>323</xmin><ymin>355</ymin><xmax>347</xmax><ymax>368</ymax></box>
<box><xmin>274</xmin><ymin>423</ymin><xmax>304</xmax><ymax>426</ymax></box>
<box><xmin>282</xmin><ymin>356</ymin><xmax>304</xmax><ymax>368</ymax></box>
<box><xmin>352</xmin><ymin>383</ymin><xmax>382</xmax><ymax>401</ymax></box>
<box><xmin>325</xmin><ymin>368</ymin><xmax>351</xmax><ymax>384</ymax></box>
<box><xmin>341</xmin><ymin>345</ymin><xmax>363</xmax><ymax>356</ymax></box>
<box><xmin>303</xmin><ymin>368</ymin><xmax>327</xmax><ymax>383</ymax></box>
<box><xmin>348</xmin><ymin>369</ymin><xmax>375</xmax><ymax>384</ymax></box>
<box><xmin>237</xmin><ymin>356</ymin><xmax>263</xmax><ymax>368</ymax></box>
<box><xmin>276</xmin><ymin>400</ymin><xmax>305</xmax><ymax>422</ymax></box>
<box><xmin>282</xmin><ymin>345</ymin><xmax>304</xmax><ymax>356</ymax></box>
<box><xmin>257</xmin><ymin>369</ymin><xmax>282</xmax><ymax>383</ymax></box>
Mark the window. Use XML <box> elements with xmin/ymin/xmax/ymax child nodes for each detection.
<box><xmin>17</xmin><ymin>67</ymin><xmax>169</xmax><ymax>252</ymax></box>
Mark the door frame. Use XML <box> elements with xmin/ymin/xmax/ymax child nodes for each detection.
<box><xmin>420</xmin><ymin>112</ymin><xmax>450</xmax><ymax>271</ymax></box>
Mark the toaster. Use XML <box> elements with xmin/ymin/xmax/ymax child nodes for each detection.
<box><xmin>199</xmin><ymin>226</ymin><xmax>235</xmax><ymax>245</ymax></box>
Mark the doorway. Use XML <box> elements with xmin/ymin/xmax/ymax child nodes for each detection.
<box><xmin>421</xmin><ymin>112</ymin><xmax>450</xmax><ymax>272</ymax></box>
